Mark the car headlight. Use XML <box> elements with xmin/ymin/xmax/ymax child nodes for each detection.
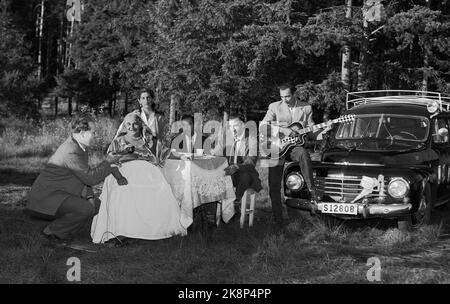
<box><xmin>286</xmin><ymin>173</ymin><xmax>305</xmax><ymax>190</ymax></box>
<box><xmin>427</xmin><ymin>100</ymin><xmax>439</xmax><ymax>113</ymax></box>
<box><xmin>388</xmin><ymin>177</ymin><xmax>409</xmax><ymax>199</ymax></box>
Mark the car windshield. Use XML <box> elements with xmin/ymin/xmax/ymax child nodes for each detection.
<box><xmin>335</xmin><ymin>114</ymin><xmax>429</xmax><ymax>142</ymax></box>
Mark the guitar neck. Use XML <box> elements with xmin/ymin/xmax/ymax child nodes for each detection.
<box><xmin>296</xmin><ymin>120</ymin><xmax>333</xmax><ymax>136</ymax></box>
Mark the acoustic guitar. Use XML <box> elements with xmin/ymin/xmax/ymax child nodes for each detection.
<box><xmin>259</xmin><ymin>114</ymin><xmax>355</xmax><ymax>158</ymax></box>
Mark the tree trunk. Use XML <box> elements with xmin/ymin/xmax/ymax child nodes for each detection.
<box><xmin>341</xmin><ymin>0</ymin><xmax>352</xmax><ymax>89</ymax></box>
<box><xmin>357</xmin><ymin>26</ymin><xmax>368</xmax><ymax>91</ymax></box>
<box><xmin>112</xmin><ymin>91</ymin><xmax>116</xmax><ymax>117</ymax></box>
<box><xmin>36</xmin><ymin>0</ymin><xmax>45</xmax><ymax>80</ymax></box>
<box><xmin>422</xmin><ymin>0</ymin><xmax>431</xmax><ymax>92</ymax></box>
<box><xmin>422</xmin><ymin>51</ymin><xmax>429</xmax><ymax>92</ymax></box>
<box><xmin>108</xmin><ymin>97</ymin><xmax>113</xmax><ymax>117</ymax></box>
<box><xmin>169</xmin><ymin>94</ymin><xmax>178</xmax><ymax>127</ymax></box>
<box><xmin>68</xmin><ymin>97</ymin><xmax>72</xmax><ymax>116</ymax></box>
<box><xmin>222</xmin><ymin>110</ymin><xmax>229</xmax><ymax>152</ymax></box>
<box><xmin>54</xmin><ymin>96</ymin><xmax>58</xmax><ymax>117</ymax></box>
<box><xmin>357</xmin><ymin>51</ymin><xmax>365</xmax><ymax>91</ymax></box>
<box><xmin>358</xmin><ymin>0</ymin><xmax>371</xmax><ymax>91</ymax></box>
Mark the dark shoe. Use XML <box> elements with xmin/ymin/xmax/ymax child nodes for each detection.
<box><xmin>66</xmin><ymin>241</ymin><xmax>98</xmax><ymax>253</ymax></box>
<box><xmin>309</xmin><ymin>189</ymin><xmax>320</xmax><ymax>216</ymax></box>
<box><xmin>41</xmin><ymin>230</ymin><xmax>70</xmax><ymax>247</ymax></box>
<box><xmin>104</xmin><ymin>236</ymin><xmax>128</xmax><ymax>248</ymax></box>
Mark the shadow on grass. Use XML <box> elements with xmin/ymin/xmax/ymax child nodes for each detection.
<box><xmin>0</xmin><ymin>168</ymin><xmax>38</xmax><ymax>186</ymax></box>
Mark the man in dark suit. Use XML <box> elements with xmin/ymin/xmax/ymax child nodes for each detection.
<box><xmin>26</xmin><ymin>114</ymin><xmax>121</xmax><ymax>244</ymax></box>
<box><xmin>215</xmin><ymin>113</ymin><xmax>262</xmax><ymax>201</ymax></box>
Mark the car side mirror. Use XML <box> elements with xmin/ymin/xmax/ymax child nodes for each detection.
<box><xmin>433</xmin><ymin>127</ymin><xmax>449</xmax><ymax>143</ymax></box>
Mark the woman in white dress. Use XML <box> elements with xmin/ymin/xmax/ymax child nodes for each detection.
<box><xmin>90</xmin><ymin>112</ymin><xmax>187</xmax><ymax>244</ymax></box>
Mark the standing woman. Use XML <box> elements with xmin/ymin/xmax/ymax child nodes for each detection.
<box><xmin>136</xmin><ymin>89</ymin><xmax>166</xmax><ymax>141</ymax></box>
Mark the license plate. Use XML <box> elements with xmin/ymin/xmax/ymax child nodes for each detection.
<box><xmin>319</xmin><ymin>203</ymin><xmax>357</xmax><ymax>215</ymax></box>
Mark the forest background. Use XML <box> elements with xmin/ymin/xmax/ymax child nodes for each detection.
<box><xmin>1</xmin><ymin>0</ymin><xmax>449</xmax><ymax>124</ymax></box>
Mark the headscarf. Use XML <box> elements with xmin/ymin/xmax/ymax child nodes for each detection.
<box><xmin>113</xmin><ymin>112</ymin><xmax>153</xmax><ymax>143</ymax></box>
<box><xmin>109</xmin><ymin>111</ymin><xmax>169</xmax><ymax>166</ymax></box>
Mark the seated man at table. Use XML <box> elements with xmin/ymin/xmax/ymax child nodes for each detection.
<box><xmin>213</xmin><ymin>113</ymin><xmax>262</xmax><ymax>202</ymax></box>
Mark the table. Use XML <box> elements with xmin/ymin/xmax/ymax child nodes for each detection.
<box><xmin>163</xmin><ymin>156</ymin><xmax>236</xmax><ymax>229</ymax></box>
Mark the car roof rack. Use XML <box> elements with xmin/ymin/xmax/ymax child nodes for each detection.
<box><xmin>346</xmin><ymin>90</ymin><xmax>450</xmax><ymax>112</ymax></box>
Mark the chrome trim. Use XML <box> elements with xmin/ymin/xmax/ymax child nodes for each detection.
<box><xmin>360</xmin><ymin>203</ymin><xmax>412</xmax><ymax>216</ymax></box>
<box><xmin>315</xmin><ymin>174</ymin><xmax>387</xmax><ymax>203</ymax></box>
<box><xmin>387</xmin><ymin>177</ymin><xmax>410</xmax><ymax>199</ymax></box>
<box><xmin>317</xmin><ymin>201</ymin><xmax>412</xmax><ymax>217</ymax></box>
<box><xmin>325</xmin><ymin>176</ymin><xmax>360</xmax><ymax>180</ymax></box>
<box><xmin>322</xmin><ymin>161</ymin><xmax>384</xmax><ymax>167</ymax></box>
<box><xmin>285</xmin><ymin>172</ymin><xmax>305</xmax><ymax>190</ymax></box>
<box><xmin>324</xmin><ymin>190</ymin><xmax>371</xmax><ymax>196</ymax></box>
<box><xmin>323</xmin><ymin>186</ymin><xmax>361</xmax><ymax>191</ymax></box>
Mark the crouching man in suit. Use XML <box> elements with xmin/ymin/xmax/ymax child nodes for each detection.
<box><xmin>213</xmin><ymin>113</ymin><xmax>262</xmax><ymax>202</ymax></box>
<box><xmin>26</xmin><ymin>114</ymin><xmax>121</xmax><ymax>245</ymax></box>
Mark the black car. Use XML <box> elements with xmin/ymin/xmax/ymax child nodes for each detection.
<box><xmin>284</xmin><ymin>90</ymin><xmax>450</xmax><ymax>229</ymax></box>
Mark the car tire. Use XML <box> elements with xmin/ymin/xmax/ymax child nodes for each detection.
<box><xmin>397</xmin><ymin>216</ymin><xmax>412</xmax><ymax>231</ymax></box>
<box><xmin>397</xmin><ymin>183</ymin><xmax>433</xmax><ymax>231</ymax></box>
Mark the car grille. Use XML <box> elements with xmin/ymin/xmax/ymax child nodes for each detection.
<box><xmin>315</xmin><ymin>174</ymin><xmax>387</xmax><ymax>203</ymax></box>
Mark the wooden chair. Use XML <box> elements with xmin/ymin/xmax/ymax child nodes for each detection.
<box><xmin>239</xmin><ymin>188</ymin><xmax>256</xmax><ymax>228</ymax></box>
<box><xmin>215</xmin><ymin>188</ymin><xmax>256</xmax><ymax>228</ymax></box>
<box><xmin>215</xmin><ymin>201</ymin><xmax>222</xmax><ymax>227</ymax></box>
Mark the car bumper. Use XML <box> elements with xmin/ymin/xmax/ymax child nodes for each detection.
<box><xmin>285</xmin><ymin>198</ymin><xmax>413</xmax><ymax>219</ymax></box>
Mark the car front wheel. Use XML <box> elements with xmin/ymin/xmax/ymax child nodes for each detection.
<box><xmin>397</xmin><ymin>183</ymin><xmax>433</xmax><ymax>231</ymax></box>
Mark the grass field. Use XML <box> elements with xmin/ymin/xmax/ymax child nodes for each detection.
<box><xmin>1</xmin><ymin>117</ymin><xmax>450</xmax><ymax>283</ymax></box>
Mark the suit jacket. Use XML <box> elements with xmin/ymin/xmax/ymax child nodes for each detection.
<box><xmin>216</xmin><ymin>132</ymin><xmax>262</xmax><ymax>197</ymax></box>
<box><xmin>262</xmin><ymin>100</ymin><xmax>314</xmax><ymax>127</ymax></box>
<box><xmin>27</xmin><ymin>136</ymin><xmax>112</xmax><ymax>216</ymax></box>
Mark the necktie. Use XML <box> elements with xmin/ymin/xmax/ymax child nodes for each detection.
<box><xmin>233</xmin><ymin>137</ymin><xmax>240</xmax><ymax>165</ymax></box>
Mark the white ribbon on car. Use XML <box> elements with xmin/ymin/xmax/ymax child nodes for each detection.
<box><xmin>351</xmin><ymin>175</ymin><xmax>384</xmax><ymax>203</ymax></box>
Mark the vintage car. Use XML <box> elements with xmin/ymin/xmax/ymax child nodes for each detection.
<box><xmin>284</xmin><ymin>90</ymin><xmax>450</xmax><ymax>229</ymax></box>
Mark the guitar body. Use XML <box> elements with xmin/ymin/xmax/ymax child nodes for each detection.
<box><xmin>259</xmin><ymin>122</ymin><xmax>307</xmax><ymax>159</ymax></box>
<box><xmin>278</xmin><ymin>122</ymin><xmax>307</xmax><ymax>158</ymax></box>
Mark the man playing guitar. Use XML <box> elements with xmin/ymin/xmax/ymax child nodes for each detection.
<box><xmin>261</xmin><ymin>83</ymin><xmax>323</xmax><ymax>226</ymax></box>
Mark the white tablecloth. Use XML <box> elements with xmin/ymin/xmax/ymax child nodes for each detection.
<box><xmin>163</xmin><ymin>157</ymin><xmax>236</xmax><ymax>228</ymax></box>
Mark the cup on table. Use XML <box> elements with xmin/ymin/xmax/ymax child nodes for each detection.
<box><xmin>195</xmin><ymin>149</ymin><xmax>204</xmax><ymax>156</ymax></box>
